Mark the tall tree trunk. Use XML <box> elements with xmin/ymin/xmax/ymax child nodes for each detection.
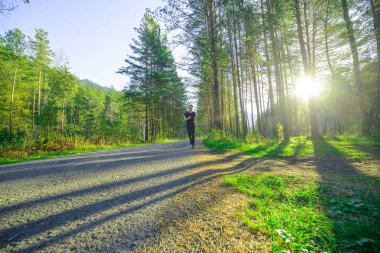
<box><xmin>283</xmin><ymin>24</ymin><xmax>299</xmax><ymax>135</ymax></box>
<box><xmin>227</xmin><ymin>79</ymin><xmax>233</xmax><ymax>132</ymax></box>
<box><xmin>226</xmin><ymin>8</ymin><xmax>240</xmax><ymax>136</ymax></box>
<box><xmin>61</xmin><ymin>97</ymin><xmax>65</xmax><ymax>134</ymax></box>
<box><xmin>145</xmin><ymin>93</ymin><xmax>148</xmax><ymax>142</ymax></box>
<box><xmin>324</xmin><ymin>1</ymin><xmax>334</xmax><ymax>77</ymax></box>
<box><xmin>267</xmin><ymin>0</ymin><xmax>290</xmax><ymax>141</ymax></box>
<box><xmin>324</xmin><ymin>0</ymin><xmax>341</xmax><ymax>133</ymax></box>
<box><xmin>248</xmin><ymin>46</ymin><xmax>263</xmax><ymax>135</ymax></box>
<box><xmin>220</xmin><ymin>71</ymin><xmax>226</xmax><ymax>132</ymax></box>
<box><xmin>38</xmin><ymin>67</ymin><xmax>42</xmax><ymax>116</ymax></box>
<box><xmin>9</xmin><ymin>65</ymin><xmax>18</xmax><ymax>140</ymax></box>
<box><xmin>341</xmin><ymin>0</ymin><xmax>370</xmax><ymax>135</ymax></box>
<box><xmin>258</xmin><ymin>69</ymin><xmax>268</xmax><ymax>135</ymax></box>
<box><xmin>206</xmin><ymin>0</ymin><xmax>221</xmax><ymax>129</ymax></box>
<box><xmin>294</xmin><ymin>0</ymin><xmax>320</xmax><ymax>138</ymax></box>
<box><xmin>277</xmin><ymin>29</ymin><xmax>293</xmax><ymax>135</ymax></box>
<box><xmin>311</xmin><ymin>1</ymin><xmax>317</xmax><ymax>73</ymax></box>
<box><xmin>369</xmin><ymin>0</ymin><xmax>380</xmax><ymax>132</ymax></box>
<box><xmin>232</xmin><ymin>6</ymin><xmax>247</xmax><ymax>137</ymax></box>
<box><xmin>303</xmin><ymin>1</ymin><xmax>312</xmax><ymax>68</ymax></box>
<box><xmin>32</xmin><ymin>85</ymin><xmax>36</xmax><ymax>129</ymax></box>
<box><xmin>295</xmin><ymin>0</ymin><xmax>309</xmax><ymax>72</ymax></box>
<box><xmin>261</xmin><ymin>0</ymin><xmax>277</xmax><ymax>138</ymax></box>
<box><xmin>249</xmin><ymin>71</ymin><xmax>255</xmax><ymax>132</ymax></box>
<box><xmin>208</xmin><ymin>79</ymin><xmax>213</xmax><ymax>129</ymax></box>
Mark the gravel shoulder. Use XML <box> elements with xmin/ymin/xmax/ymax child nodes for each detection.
<box><xmin>0</xmin><ymin>141</ymin><xmax>256</xmax><ymax>252</ymax></box>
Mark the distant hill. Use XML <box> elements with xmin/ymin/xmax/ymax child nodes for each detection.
<box><xmin>77</xmin><ymin>79</ymin><xmax>113</xmax><ymax>93</ymax></box>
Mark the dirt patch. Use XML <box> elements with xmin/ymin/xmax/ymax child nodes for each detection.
<box><xmin>135</xmin><ymin>178</ymin><xmax>269</xmax><ymax>253</ymax></box>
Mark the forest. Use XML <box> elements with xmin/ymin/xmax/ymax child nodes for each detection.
<box><xmin>0</xmin><ymin>16</ymin><xmax>187</xmax><ymax>159</ymax></box>
<box><xmin>155</xmin><ymin>0</ymin><xmax>380</xmax><ymax>141</ymax></box>
<box><xmin>1</xmin><ymin>0</ymin><xmax>379</xmax><ymax>158</ymax></box>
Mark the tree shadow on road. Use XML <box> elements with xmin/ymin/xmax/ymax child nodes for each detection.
<box><xmin>0</xmin><ymin>149</ymin><xmax>259</xmax><ymax>252</ymax></box>
<box><xmin>0</xmin><ymin>146</ymin><xmax>196</xmax><ymax>182</ymax></box>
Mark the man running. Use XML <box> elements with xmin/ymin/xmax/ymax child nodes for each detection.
<box><xmin>184</xmin><ymin>105</ymin><xmax>196</xmax><ymax>149</ymax></box>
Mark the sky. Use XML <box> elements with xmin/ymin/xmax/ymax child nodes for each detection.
<box><xmin>0</xmin><ymin>0</ymin><xmax>187</xmax><ymax>91</ymax></box>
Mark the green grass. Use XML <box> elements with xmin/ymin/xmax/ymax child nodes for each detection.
<box><xmin>224</xmin><ymin>174</ymin><xmax>380</xmax><ymax>252</ymax></box>
<box><xmin>320</xmin><ymin>184</ymin><xmax>380</xmax><ymax>252</ymax></box>
<box><xmin>203</xmin><ymin>129</ymin><xmax>243</xmax><ymax>150</ymax></box>
<box><xmin>241</xmin><ymin>136</ymin><xmax>315</xmax><ymax>157</ymax></box>
<box><xmin>225</xmin><ymin>174</ymin><xmax>335</xmax><ymax>252</ymax></box>
<box><xmin>215</xmin><ymin>131</ymin><xmax>380</xmax><ymax>251</ymax></box>
<box><xmin>204</xmin><ymin>130</ymin><xmax>376</xmax><ymax>159</ymax></box>
<box><xmin>0</xmin><ymin>139</ymin><xmax>181</xmax><ymax>165</ymax></box>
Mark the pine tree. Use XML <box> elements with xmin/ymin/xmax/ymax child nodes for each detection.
<box><xmin>118</xmin><ymin>13</ymin><xmax>186</xmax><ymax>141</ymax></box>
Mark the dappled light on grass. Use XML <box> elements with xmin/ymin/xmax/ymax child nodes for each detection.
<box><xmin>310</xmin><ymin>136</ymin><xmax>368</xmax><ymax>159</ymax></box>
<box><xmin>206</xmin><ymin>132</ymin><xmax>380</xmax><ymax>251</ymax></box>
<box><xmin>242</xmin><ymin>137</ymin><xmax>314</xmax><ymax>157</ymax></box>
<box><xmin>204</xmin><ymin>131</ymin><xmax>372</xmax><ymax>159</ymax></box>
<box><xmin>224</xmin><ymin>174</ymin><xmax>334</xmax><ymax>252</ymax></box>
<box><xmin>224</xmin><ymin>160</ymin><xmax>380</xmax><ymax>252</ymax></box>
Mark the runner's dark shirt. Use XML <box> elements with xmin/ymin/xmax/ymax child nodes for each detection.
<box><xmin>184</xmin><ymin>111</ymin><xmax>196</xmax><ymax>126</ymax></box>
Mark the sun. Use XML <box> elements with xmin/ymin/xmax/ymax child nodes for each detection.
<box><xmin>294</xmin><ymin>76</ymin><xmax>322</xmax><ymax>100</ymax></box>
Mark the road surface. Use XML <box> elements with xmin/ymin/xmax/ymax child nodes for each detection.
<box><xmin>0</xmin><ymin>141</ymin><xmax>252</xmax><ymax>252</ymax></box>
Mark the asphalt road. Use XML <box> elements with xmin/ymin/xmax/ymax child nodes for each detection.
<box><xmin>0</xmin><ymin>141</ymin><xmax>251</xmax><ymax>252</ymax></box>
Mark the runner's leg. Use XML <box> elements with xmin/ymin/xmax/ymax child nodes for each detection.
<box><xmin>187</xmin><ymin>125</ymin><xmax>192</xmax><ymax>145</ymax></box>
<box><xmin>190</xmin><ymin>126</ymin><xmax>195</xmax><ymax>146</ymax></box>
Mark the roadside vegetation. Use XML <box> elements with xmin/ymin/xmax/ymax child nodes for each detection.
<box><xmin>205</xmin><ymin>130</ymin><xmax>380</xmax><ymax>252</ymax></box>
<box><xmin>225</xmin><ymin>172</ymin><xmax>380</xmax><ymax>252</ymax></box>
<box><xmin>0</xmin><ymin>138</ymin><xmax>180</xmax><ymax>165</ymax></box>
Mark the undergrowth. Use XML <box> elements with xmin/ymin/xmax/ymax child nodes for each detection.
<box><xmin>0</xmin><ymin>138</ymin><xmax>180</xmax><ymax>164</ymax></box>
<box><xmin>203</xmin><ymin>129</ymin><xmax>243</xmax><ymax>150</ymax></box>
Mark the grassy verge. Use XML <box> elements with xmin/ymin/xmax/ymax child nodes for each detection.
<box><xmin>204</xmin><ymin>130</ymin><xmax>379</xmax><ymax>159</ymax></box>
<box><xmin>225</xmin><ymin>174</ymin><xmax>334</xmax><ymax>252</ymax></box>
<box><xmin>0</xmin><ymin>139</ymin><xmax>181</xmax><ymax>165</ymax></box>
<box><xmin>224</xmin><ymin>172</ymin><xmax>380</xmax><ymax>252</ymax></box>
<box><xmin>206</xmin><ymin>131</ymin><xmax>380</xmax><ymax>251</ymax></box>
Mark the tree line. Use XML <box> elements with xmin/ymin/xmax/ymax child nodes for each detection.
<box><xmin>155</xmin><ymin>0</ymin><xmax>380</xmax><ymax>140</ymax></box>
<box><xmin>0</xmin><ymin>24</ymin><xmax>187</xmax><ymax>147</ymax></box>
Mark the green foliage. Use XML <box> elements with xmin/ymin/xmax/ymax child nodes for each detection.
<box><xmin>159</xmin><ymin>0</ymin><xmax>380</xmax><ymax>137</ymax></box>
<box><xmin>0</xmin><ymin>24</ymin><xmax>187</xmax><ymax>157</ymax></box>
<box><xmin>0</xmin><ymin>138</ymin><xmax>181</xmax><ymax>164</ymax></box>
<box><xmin>224</xmin><ymin>174</ymin><xmax>334</xmax><ymax>252</ymax></box>
<box><xmin>322</xmin><ymin>190</ymin><xmax>380</xmax><ymax>252</ymax></box>
<box><xmin>203</xmin><ymin>129</ymin><xmax>242</xmax><ymax>150</ymax></box>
